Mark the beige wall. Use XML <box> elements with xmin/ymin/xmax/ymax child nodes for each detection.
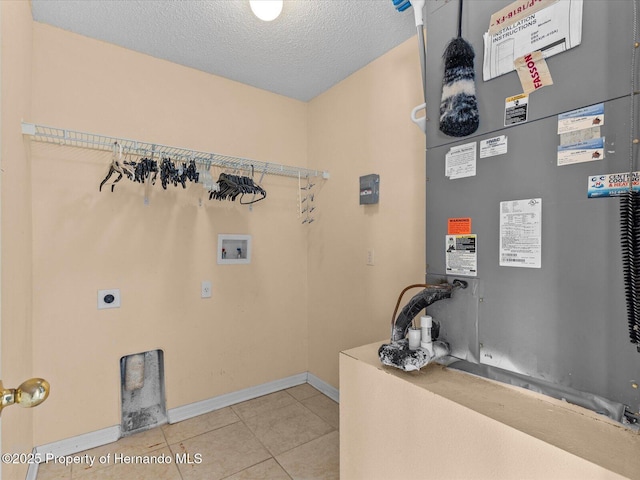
<box><xmin>307</xmin><ymin>38</ymin><xmax>426</xmax><ymax>388</ymax></box>
<box><xmin>1</xmin><ymin>9</ymin><xmax>427</xmax><ymax>455</ymax></box>
<box><xmin>1</xmin><ymin>1</ymin><xmax>34</xmax><ymax>479</ymax></box>
<box><xmin>29</xmin><ymin>23</ymin><xmax>310</xmax><ymax>446</ymax></box>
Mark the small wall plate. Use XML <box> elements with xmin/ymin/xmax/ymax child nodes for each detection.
<box><xmin>98</xmin><ymin>289</ymin><xmax>121</xmax><ymax>309</ymax></box>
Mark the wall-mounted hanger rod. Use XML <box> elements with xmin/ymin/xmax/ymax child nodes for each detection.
<box><xmin>21</xmin><ymin>122</ymin><xmax>330</xmax><ymax>180</ymax></box>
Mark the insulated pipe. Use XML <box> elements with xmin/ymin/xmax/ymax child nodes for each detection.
<box><xmin>380</xmin><ymin>280</ymin><xmax>467</xmax><ymax>372</ymax></box>
<box><xmin>390</xmin><ymin>284</ymin><xmax>455</xmax><ymax>342</ymax></box>
<box><xmin>378</xmin><ymin>339</ymin><xmax>451</xmax><ymax>372</ymax></box>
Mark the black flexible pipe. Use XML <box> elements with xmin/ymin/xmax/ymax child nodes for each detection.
<box><xmin>390</xmin><ymin>280</ymin><xmax>467</xmax><ymax>342</ymax></box>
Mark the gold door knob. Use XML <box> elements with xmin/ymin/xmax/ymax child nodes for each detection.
<box><xmin>0</xmin><ymin>378</ymin><xmax>50</xmax><ymax>414</ymax></box>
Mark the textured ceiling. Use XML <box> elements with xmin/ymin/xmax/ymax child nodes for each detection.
<box><xmin>31</xmin><ymin>0</ymin><xmax>420</xmax><ymax>102</ymax></box>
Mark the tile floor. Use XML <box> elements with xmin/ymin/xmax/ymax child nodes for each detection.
<box><xmin>36</xmin><ymin>383</ymin><xmax>339</xmax><ymax>480</ymax></box>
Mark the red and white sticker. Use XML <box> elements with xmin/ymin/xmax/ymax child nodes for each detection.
<box><xmin>514</xmin><ymin>50</ymin><xmax>553</xmax><ymax>94</ymax></box>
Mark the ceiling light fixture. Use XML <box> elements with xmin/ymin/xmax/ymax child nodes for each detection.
<box><xmin>249</xmin><ymin>0</ymin><xmax>283</xmax><ymax>22</ymax></box>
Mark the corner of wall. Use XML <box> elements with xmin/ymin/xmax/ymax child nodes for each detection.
<box><xmin>306</xmin><ymin>37</ymin><xmax>426</xmax><ymax>389</ymax></box>
<box><xmin>1</xmin><ymin>1</ymin><xmax>35</xmax><ymax>478</ymax></box>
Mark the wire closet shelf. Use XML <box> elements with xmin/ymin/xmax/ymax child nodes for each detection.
<box><xmin>21</xmin><ymin>122</ymin><xmax>330</xmax><ymax>180</ymax></box>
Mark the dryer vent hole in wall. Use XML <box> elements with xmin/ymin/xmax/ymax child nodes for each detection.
<box><xmin>120</xmin><ymin>350</ymin><xmax>167</xmax><ymax>436</ymax></box>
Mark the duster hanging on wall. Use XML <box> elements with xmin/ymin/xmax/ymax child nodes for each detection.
<box><xmin>439</xmin><ymin>0</ymin><xmax>479</xmax><ymax>137</ymax></box>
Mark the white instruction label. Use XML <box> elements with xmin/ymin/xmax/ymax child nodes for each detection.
<box><xmin>499</xmin><ymin>198</ymin><xmax>542</xmax><ymax>268</ymax></box>
<box><xmin>445</xmin><ymin>234</ymin><xmax>478</xmax><ymax>277</ymax></box>
<box><xmin>480</xmin><ymin>135</ymin><xmax>508</xmax><ymax>158</ymax></box>
<box><xmin>445</xmin><ymin>142</ymin><xmax>477</xmax><ymax>180</ymax></box>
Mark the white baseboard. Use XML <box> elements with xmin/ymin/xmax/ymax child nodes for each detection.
<box><xmin>307</xmin><ymin>372</ymin><xmax>339</xmax><ymax>403</ymax></box>
<box><xmin>27</xmin><ymin>425</ymin><xmax>121</xmax><ymax>480</ymax></box>
<box><xmin>26</xmin><ymin>371</ymin><xmax>338</xmax><ymax>480</ymax></box>
<box><xmin>167</xmin><ymin>372</ymin><xmax>308</xmax><ymax>423</ymax></box>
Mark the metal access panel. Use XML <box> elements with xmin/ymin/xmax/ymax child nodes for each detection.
<box><xmin>360</xmin><ymin>174</ymin><xmax>380</xmax><ymax>204</ymax></box>
<box><xmin>425</xmin><ymin>0</ymin><xmax>634</xmax><ymax>149</ymax></box>
<box><xmin>424</xmin><ymin>1</ymin><xmax>640</xmax><ymax>413</ymax></box>
<box><xmin>120</xmin><ymin>350</ymin><xmax>167</xmax><ymax>435</ymax></box>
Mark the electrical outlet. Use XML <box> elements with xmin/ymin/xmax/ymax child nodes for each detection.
<box><xmin>367</xmin><ymin>249</ymin><xmax>375</xmax><ymax>266</ymax></box>
<box><xmin>98</xmin><ymin>289</ymin><xmax>121</xmax><ymax>309</ymax></box>
<box><xmin>201</xmin><ymin>281</ymin><xmax>212</xmax><ymax>298</ymax></box>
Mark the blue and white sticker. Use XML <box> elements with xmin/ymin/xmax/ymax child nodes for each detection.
<box><xmin>557</xmin><ymin>103</ymin><xmax>604</xmax><ymax>134</ymax></box>
<box><xmin>557</xmin><ymin>137</ymin><xmax>604</xmax><ymax>166</ymax></box>
<box><xmin>588</xmin><ymin>172</ymin><xmax>640</xmax><ymax>198</ymax></box>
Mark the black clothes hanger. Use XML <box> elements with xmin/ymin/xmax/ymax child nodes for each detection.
<box><xmin>99</xmin><ymin>143</ymin><xmax>133</xmax><ymax>192</ymax></box>
<box><xmin>99</xmin><ymin>164</ymin><xmax>123</xmax><ymax>192</ymax></box>
<box><xmin>125</xmin><ymin>157</ymin><xmax>158</xmax><ymax>184</ymax></box>
<box><xmin>160</xmin><ymin>157</ymin><xmax>177</xmax><ymax>189</ymax></box>
<box><xmin>160</xmin><ymin>158</ymin><xmax>199</xmax><ymax>189</ymax></box>
<box><xmin>99</xmin><ymin>151</ymin><xmax>265</xmax><ymax>203</ymax></box>
<box><xmin>209</xmin><ymin>172</ymin><xmax>266</xmax><ymax>204</ymax></box>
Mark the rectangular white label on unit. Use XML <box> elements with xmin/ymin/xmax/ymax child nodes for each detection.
<box><xmin>445</xmin><ymin>234</ymin><xmax>478</xmax><ymax>277</ymax></box>
<box><xmin>499</xmin><ymin>198</ymin><xmax>542</xmax><ymax>268</ymax></box>
<box><xmin>479</xmin><ymin>135</ymin><xmax>508</xmax><ymax>158</ymax></box>
<box><xmin>445</xmin><ymin>142</ymin><xmax>477</xmax><ymax>180</ymax></box>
